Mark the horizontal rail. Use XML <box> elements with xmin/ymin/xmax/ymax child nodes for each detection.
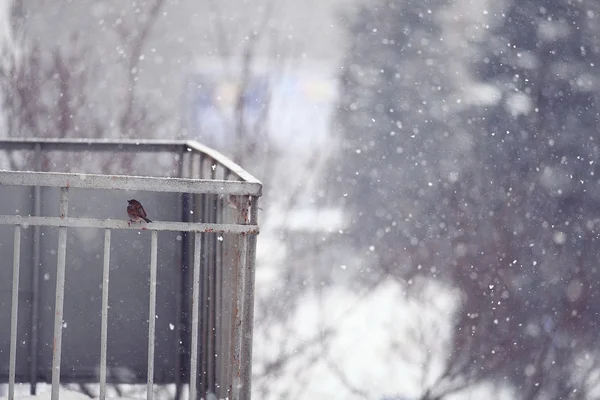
<box><xmin>0</xmin><ymin>139</ymin><xmax>261</xmax><ymax>184</ymax></box>
<box><xmin>0</xmin><ymin>138</ymin><xmax>183</xmax><ymax>152</ymax></box>
<box><xmin>185</xmin><ymin>141</ymin><xmax>261</xmax><ymax>185</ymax></box>
<box><xmin>0</xmin><ymin>215</ymin><xmax>259</xmax><ymax>234</ymax></box>
<box><xmin>0</xmin><ymin>170</ymin><xmax>262</xmax><ymax>196</ymax></box>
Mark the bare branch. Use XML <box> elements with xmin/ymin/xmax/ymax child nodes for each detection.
<box><xmin>325</xmin><ymin>356</ymin><xmax>370</xmax><ymax>399</ymax></box>
<box><xmin>119</xmin><ymin>0</ymin><xmax>166</xmax><ymax>139</ymax></box>
<box><xmin>256</xmin><ymin>328</ymin><xmax>334</xmax><ymax>379</ymax></box>
<box><xmin>207</xmin><ymin>0</ymin><xmax>232</xmax><ymax>71</ymax></box>
<box><xmin>232</xmin><ymin>0</ymin><xmax>274</xmax><ymax>164</ymax></box>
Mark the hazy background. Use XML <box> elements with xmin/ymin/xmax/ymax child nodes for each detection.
<box><xmin>2</xmin><ymin>0</ymin><xmax>600</xmax><ymax>399</ymax></box>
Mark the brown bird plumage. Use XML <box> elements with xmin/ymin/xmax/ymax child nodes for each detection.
<box><xmin>127</xmin><ymin>199</ymin><xmax>152</xmax><ymax>224</ymax></box>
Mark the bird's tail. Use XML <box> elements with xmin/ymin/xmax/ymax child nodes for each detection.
<box><xmin>143</xmin><ymin>217</ymin><xmax>152</xmax><ymax>223</ymax></box>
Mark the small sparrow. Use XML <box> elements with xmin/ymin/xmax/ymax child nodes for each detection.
<box><xmin>127</xmin><ymin>199</ymin><xmax>152</xmax><ymax>224</ymax></box>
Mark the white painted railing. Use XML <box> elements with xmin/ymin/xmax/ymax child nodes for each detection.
<box><xmin>0</xmin><ymin>139</ymin><xmax>261</xmax><ymax>400</ymax></box>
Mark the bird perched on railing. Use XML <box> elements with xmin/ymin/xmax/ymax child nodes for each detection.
<box><xmin>127</xmin><ymin>199</ymin><xmax>152</xmax><ymax>225</ymax></box>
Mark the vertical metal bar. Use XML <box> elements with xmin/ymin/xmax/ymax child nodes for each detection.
<box><xmin>199</xmin><ymin>156</ymin><xmax>209</xmax><ymax>397</ymax></box>
<box><xmin>207</xmin><ymin>160</ymin><xmax>217</xmax><ymax>394</ymax></box>
<box><xmin>147</xmin><ymin>230</ymin><xmax>158</xmax><ymax>400</ymax></box>
<box><xmin>241</xmin><ymin>198</ymin><xmax>259</xmax><ymax>400</ymax></box>
<box><xmin>220</xmin><ymin>168</ymin><xmax>231</xmax><ymax>398</ymax></box>
<box><xmin>189</xmin><ymin>232</ymin><xmax>201</xmax><ymax>400</ymax></box>
<box><xmin>201</xmin><ymin>195</ymin><xmax>211</xmax><ymax>395</ymax></box>
<box><xmin>30</xmin><ymin>143</ymin><xmax>42</xmax><ymax>395</ymax></box>
<box><xmin>175</xmin><ymin>147</ymin><xmax>188</xmax><ymax>400</ymax></box>
<box><xmin>99</xmin><ymin>229</ymin><xmax>111</xmax><ymax>400</ymax></box>
<box><xmin>205</xmin><ymin>208</ymin><xmax>215</xmax><ymax>395</ymax></box>
<box><xmin>175</xmin><ymin>149</ymin><xmax>188</xmax><ymax>400</ymax></box>
<box><xmin>214</xmin><ymin>195</ymin><xmax>223</xmax><ymax>397</ymax></box>
<box><xmin>9</xmin><ymin>225</ymin><xmax>21</xmax><ymax>400</ymax></box>
<box><xmin>229</xmin><ymin>196</ymin><xmax>250</xmax><ymax>399</ymax></box>
<box><xmin>189</xmin><ymin>152</ymin><xmax>201</xmax><ymax>400</ymax></box>
<box><xmin>51</xmin><ymin>187</ymin><xmax>69</xmax><ymax>400</ymax></box>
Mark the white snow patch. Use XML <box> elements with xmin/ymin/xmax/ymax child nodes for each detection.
<box><xmin>253</xmin><ymin>278</ymin><xmax>465</xmax><ymax>399</ymax></box>
<box><xmin>463</xmin><ymin>83</ymin><xmax>502</xmax><ymax>106</ymax></box>
<box><xmin>2</xmin><ymin>390</ymin><xmax>91</xmax><ymax>400</ymax></box>
<box><xmin>553</xmin><ymin>231</ymin><xmax>567</xmax><ymax>245</ymax></box>
<box><xmin>268</xmin><ymin>207</ymin><xmax>345</xmax><ymax>233</ymax></box>
<box><xmin>575</xmin><ymin>73</ymin><xmax>596</xmax><ymax>92</ymax></box>
<box><xmin>505</xmin><ymin>92</ymin><xmax>532</xmax><ymax>117</ymax></box>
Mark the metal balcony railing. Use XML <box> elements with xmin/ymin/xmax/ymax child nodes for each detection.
<box><xmin>0</xmin><ymin>139</ymin><xmax>262</xmax><ymax>400</ymax></box>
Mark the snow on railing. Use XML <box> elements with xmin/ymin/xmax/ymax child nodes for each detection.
<box><xmin>0</xmin><ymin>139</ymin><xmax>261</xmax><ymax>400</ymax></box>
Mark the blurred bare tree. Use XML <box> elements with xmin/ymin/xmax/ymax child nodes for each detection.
<box><xmin>449</xmin><ymin>0</ymin><xmax>600</xmax><ymax>398</ymax></box>
<box><xmin>0</xmin><ymin>0</ymin><xmax>168</xmax><ymax>173</ymax></box>
<box><xmin>332</xmin><ymin>0</ymin><xmax>600</xmax><ymax>398</ymax></box>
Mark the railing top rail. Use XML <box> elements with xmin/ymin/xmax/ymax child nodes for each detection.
<box><xmin>184</xmin><ymin>140</ymin><xmax>260</xmax><ymax>184</ymax></box>
<box><xmin>0</xmin><ymin>138</ymin><xmax>183</xmax><ymax>151</ymax></box>
<box><xmin>0</xmin><ymin>170</ymin><xmax>262</xmax><ymax>196</ymax></box>
<box><xmin>0</xmin><ymin>138</ymin><xmax>261</xmax><ymax>185</ymax></box>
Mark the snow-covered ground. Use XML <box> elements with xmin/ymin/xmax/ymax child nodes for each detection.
<box><xmin>1</xmin><ymin>388</ymin><xmax>91</xmax><ymax>400</ymax></box>
<box><xmin>5</xmin><ymin>394</ymin><xmax>90</xmax><ymax>400</ymax></box>
<box><xmin>2</xmin><ymin>385</ymin><xmax>177</xmax><ymax>400</ymax></box>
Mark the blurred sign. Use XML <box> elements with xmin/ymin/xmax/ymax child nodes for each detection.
<box><xmin>188</xmin><ymin>74</ymin><xmax>269</xmax><ymax>149</ymax></box>
<box><xmin>186</xmin><ymin>62</ymin><xmax>337</xmax><ymax>151</ymax></box>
